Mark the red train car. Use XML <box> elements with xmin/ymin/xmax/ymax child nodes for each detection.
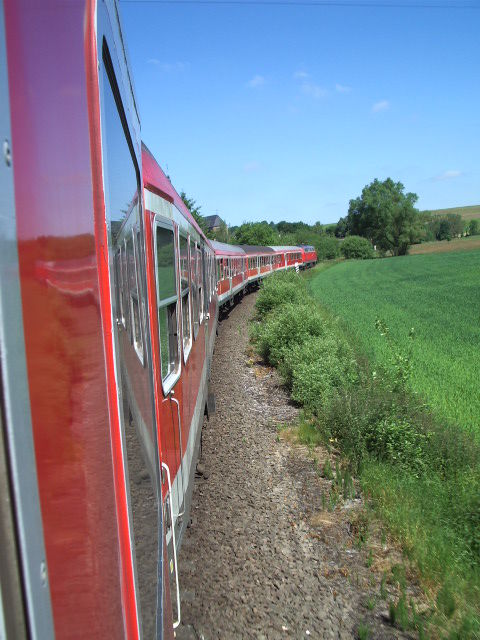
<box><xmin>0</xmin><ymin>1</ymin><xmax>314</xmax><ymax>637</ymax></box>
<box><xmin>211</xmin><ymin>240</ymin><xmax>247</xmax><ymax>307</ymax></box>
<box><xmin>0</xmin><ymin>2</ymin><xmax>216</xmax><ymax>638</ymax></box>
<box><xmin>299</xmin><ymin>244</ymin><xmax>318</xmax><ymax>268</ymax></box>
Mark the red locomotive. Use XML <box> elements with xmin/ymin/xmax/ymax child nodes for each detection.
<box><xmin>0</xmin><ymin>2</ymin><xmax>317</xmax><ymax>638</ymax></box>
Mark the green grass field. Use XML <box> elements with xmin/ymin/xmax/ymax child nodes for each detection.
<box><xmin>309</xmin><ymin>251</ymin><xmax>480</xmax><ymax>433</ymax></box>
<box><xmin>423</xmin><ymin>204</ymin><xmax>480</xmax><ymax>220</ymax></box>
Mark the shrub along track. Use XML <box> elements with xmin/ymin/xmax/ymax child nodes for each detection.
<box><xmin>177</xmin><ymin>292</ymin><xmax>413</xmax><ymax>640</ymax></box>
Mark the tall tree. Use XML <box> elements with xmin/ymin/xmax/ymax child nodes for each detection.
<box><xmin>347</xmin><ymin>178</ymin><xmax>421</xmax><ymax>256</ymax></box>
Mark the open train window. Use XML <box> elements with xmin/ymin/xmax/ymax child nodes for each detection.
<box><xmin>179</xmin><ymin>232</ymin><xmax>192</xmax><ymax>361</ymax></box>
<box><xmin>154</xmin><ymin>220</ymin><xmax>180</xmax><ymax>391</ymax></box>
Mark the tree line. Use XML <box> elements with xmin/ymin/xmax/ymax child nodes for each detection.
<box><xmin>182</xmin><ymin>179</ymin><xmax>479</xmax><ymax>261</ymax></box>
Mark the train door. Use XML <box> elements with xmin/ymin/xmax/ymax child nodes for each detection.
<box><xmin>99</xmin><ymin>39</ymin><xmax>165</xmax><ymax>638</ymax></box>
<box><xmin>153</xmin><ymin>216</ymin><xmax>185</xmax><ymax>519</ymax></box>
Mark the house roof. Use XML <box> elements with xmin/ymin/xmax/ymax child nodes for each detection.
<box><xmin>204</xmin><ymin>214</ymin><xmax>224</xmax><ymax>229</ymax></box>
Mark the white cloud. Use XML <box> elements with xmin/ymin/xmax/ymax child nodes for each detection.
<box><xmin>301</xmin><ymin>82</ymin><xmax>328</xmax><ymax>99</ymax></box>
<box><xmin>335</xmin><ymin>83</ymin><xmax>352</xmax><ymax>93</ymax></box>
<box><xmin>294</xmin><ymin>70</ymin><xmax>309</xmax><ymax>80</ymax></box>
<box><xmin>372</xmin><ymin>99</ymin><xmax>390</xmax><ymax>113</ymax></box>
<box><xmin>244</xmin><ymin>161</ymin><xmax>261</xmax><ymax>173</ymax></box>
<box><xmin>148</xmin><ymin>60</ymin><xmax>188</xmax><ymax>72</ymax></box>
<box><xmin>247</xmin><ymin>75</ymin><xmax>265</xmax><ymax>88</ymax></box>
<box><xmin>433</xmin><ymin>170</ymin><xmax>463</xmax><ymax>182</ymax></box>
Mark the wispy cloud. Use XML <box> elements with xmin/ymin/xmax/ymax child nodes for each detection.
<box><xmin>244</xmin><ymin>161</ymin><xmax>261</xmax><ymax>173</ymax></box>
<box><xmin>247</xmin><ymin>75</ymin><xmax>265</xmax><ymax>88</ymax></box>
<box><xmin>147</xmin><ymin>59</ymin><xmax>188</xmax><ymax>73</ymax></box>
<box><xmin>372</xmin><ymin>99</ymin><xmax>390</xmax><ymax>113</ymax></box>
<box><xmin>335</xmin><ymin>83</ymin><xmax>352</xmax><ymax>93</ymax></box>
<box><xmin>433</xmin><ymin>169</ymin><xmax>463</xmax><ymax>182</ymax></box>
<box><xmin>301</xmin><ymin>82</ymin><xmax>328</xmax><ymax>99</ymax></box>
<box><xmin>294</xmin><ymin>70</ymin><xmax>309</xmax><ymax>80</ymax></box>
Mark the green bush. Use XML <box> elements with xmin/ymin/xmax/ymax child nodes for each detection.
<box><xmin>255</xmin><ymin>271</ymin><xmax>306</xmax><ymax>320</ymax></box>
<box><xmin>280</xmin><ymin>334</ymin><xmax>358</xmax><ymax>412</ymax></box>
<box><xmin>315</xmin><ymin>235</ymin><xmax>340</xmax><ymax>260</ymax></box>
<box><xmin>340</xmin><ymin>235</ymin><xmax>374</xmax><ymax>260</ymax></box>
<box><xmin>253</xmin><ymin>302</ymin><xmax>327</xmax><ymax>367</ymax></box>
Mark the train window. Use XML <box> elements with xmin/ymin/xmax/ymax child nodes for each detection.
<box><xmin>179</xmin><ymin>233</ymin><xmax>192</xmax><ymax>360</ymax></box>
<box><xmin>126</xmin><ymin>232</ymin><xmax>144</xmax><ymax>363</ymax></box>
<box><xmin>191</xmin><ymin>242</ymin><xmax>199</xmax><ymax>338</ymax></box>
<box><xmin>155</xmin><ymin>222</ymin><xmax>180</xmax><ymax>387</ymax></box>
<box><xmin>197</xmin><ymin>245</ymin><xmax>204</xmax><ymax>323</ymax></box>
<box><xmin>114</xmin><ymin>250</ymin><xmax>124</xmax><ymax>324</ymax></box>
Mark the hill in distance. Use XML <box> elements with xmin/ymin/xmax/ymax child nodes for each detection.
<box><xmin>422</xmin><ymin>204</ymin><xmax>480</xmax><ymax>220</ymax></box>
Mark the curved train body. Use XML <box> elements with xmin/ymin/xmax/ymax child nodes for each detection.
<box><xmin>0</xmin><ymin>2</ymin><xmax>317</xmax><ymax>638</ymax></box>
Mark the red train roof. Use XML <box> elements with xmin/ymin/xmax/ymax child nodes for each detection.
<box><xmin>141</xmin><ymin>143</ymin><xmax>208</xmax><ymax>242</ymax></box>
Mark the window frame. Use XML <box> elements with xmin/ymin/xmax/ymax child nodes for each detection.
<box><xmin>129</xmin><ymin>226</ymin><xmax>145</xmax><ymax>366</ymax></box>
<box><xmin>153</xmin><ymin>214</ymin><xmax>181</xmax><ymax>395</ymax></box>
<box><xmin>179</xmin><ymin>230</ymin><xmax>193</xmax><ymax>363</ymax></box>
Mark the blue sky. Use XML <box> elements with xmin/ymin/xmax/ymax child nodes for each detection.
<box><xmin>120</xmin><ymin>0</ymin><xmax>479</xmax><ymax>226</ymax></box>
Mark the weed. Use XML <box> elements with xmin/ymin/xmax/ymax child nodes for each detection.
<box><xmin>365</xmin><ymin>596</ymin><xmax>376</xmax><ymax>610</ymax></box>
<box><xmin>323</xmin><ymin>458</ymin><xmax>333</xmax><ymax>480</ymax></box>
<box><xmin>356</xmin><ymin>622</ymin><xmax>371</xmax><ymax>640</ymax></box>
<box><xmin>380</xmin><ymin>572</ymin><xmax>388</xmax><ymax>599</ymax></box>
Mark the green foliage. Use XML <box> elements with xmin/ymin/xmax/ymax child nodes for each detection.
<box><xmin>340</xmin><ymin>235</ymin><xmax>374</xmax><ymax>260</ymax></box>
<box><xmin>356</xmin><ymin>622</ymin><xmax>371</xmax><ymax>640</ymax></box>
<box><xmin>346</xmin><ymin>178</ymin><xmax>422</xmax><ymax>256</ymax></box>
<box><xmin>467</xmin><ymin>218</ymin><xmax>479</xmax><ymax>236</ymax></box>
<box><xmin>315</xmin><ymin>235</ymin><xmax>340</xmax><ymax>260</ymax></box>
<box><xmin>253</xmin><ymin>302</ymin><xmax>327</xmax><ymax>367</ymax></box>
<box><xmin>180</xmin><ymin>191</ymin><xmax>210</xmax><ymax>236</ymax></box>
<box><xmin>233</xmin><ymin>221</ymin><xmax>277</xmax><ymax>245</ymax></box>
<box><xmin>254</xmin><ymin>271</ymin><xmax>304</xmax><ymax>320</ymax></box>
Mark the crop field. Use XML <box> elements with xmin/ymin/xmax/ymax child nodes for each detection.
<box><xmin>423</xmin><ymin>204</ymin><xmax>480</xmax><ymax>220</ymax></box>
<box><xmin>309</xmin><ymin>250</ymin><xmax>480</xmax><ymax>433</ymax></box>
<box><xmin>409</xmin><ymin>234</ymin><xmax>480</xmax><ymax>255</ymax></box>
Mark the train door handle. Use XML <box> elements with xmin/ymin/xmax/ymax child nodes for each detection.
<box><xmin>161</xmin><ymin>462</ymin><xmax>181</xmax><ymax>629</ymax></box>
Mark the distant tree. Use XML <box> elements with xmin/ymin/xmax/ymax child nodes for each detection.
<box><xmin>437</xmin><ymin>219</ymin><xmax>452</xmax><ymax>241</ymax></box>
<box><xmin>445</xmin><ymin>213</ymin><xmax>464</xmax><ymax>238</ymax></box>
<box><xmin>335</xmin><ymin>216</ymin><xmax>348</xmax><ymax>238</ymax></box>
<box><xmin>212</xmin><ymin>220</ymin><xmax>230</xmax><ymax>243</ymax></box>
<box><xmin>233</xmin><ymin>222</ymin><xmax>277</xmax><ymax>246</ymax></box>
<box><xmin>340</xmin><ymin>235</ymin><xmax>374</xmax><ymax>260</ymax></box>
<box><xmin>346</xmin><ymin>178</ymin><xmax>421</xmax><ymax>256</ymax></box>
<box><xmin>180</xmin><ymin>191</ymin><xmax>209</xmax><ymax>236</ymax></box>
<box><xmin>468</xmin><ymin>219</ymin><xmax>479</xmax><ymax>236</ymax></box>
<box><xmin>323</xmin><ymin>223</ymin><xmax>337</xmax><ymax>237</ymax></box>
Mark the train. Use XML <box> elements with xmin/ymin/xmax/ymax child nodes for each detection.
<box><xmin>0</xmin><ymin>1</ymin><xmax>317</xmax><ymax>638</ymax></box>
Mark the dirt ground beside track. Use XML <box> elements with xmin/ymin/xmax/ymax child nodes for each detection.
<box><xmin>176</xmin><ymin>292</ymin><xmax>414</xmax><ymax>640</ymax></box>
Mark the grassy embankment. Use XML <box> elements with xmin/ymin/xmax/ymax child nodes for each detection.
<box><xmin>251</xmin><ymin>258</ymin><xmax>480</xmax><ymax>639</ymax></box>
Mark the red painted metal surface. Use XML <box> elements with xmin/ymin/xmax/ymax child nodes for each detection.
<box><xmin>4</xmin><ymin>0</ymin><xmax>130</xmax><ymax>637</ymax></box>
